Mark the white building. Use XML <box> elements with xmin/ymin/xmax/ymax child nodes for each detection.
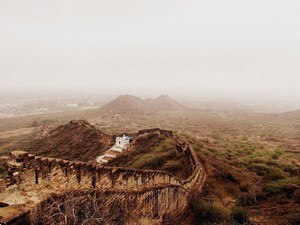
<box><xmin>97</xmin><ymin>134</ymin><xmax>131</xmax><ymax>164</ymax></box>
<box><xmin>116</xmin><ymin>134</ymin><xmax>131</xmax><ymax>149</ymax></box>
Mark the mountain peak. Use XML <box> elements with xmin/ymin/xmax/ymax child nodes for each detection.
<box><xmin>156</xmin><ymin>95</ymin><xmax>172</xmax><ymax>100</ymax></box>
<box><xmin>99</xmin><ymin>94</ymin><xmax>187</xmax><ymax>114</ymax></box>
<box><xmin>116</xmin><ymin>94</ymin><xmax>141</xmax><ymax>99</ymax></box>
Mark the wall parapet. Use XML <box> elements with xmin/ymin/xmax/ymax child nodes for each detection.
<box><xmin>2</xmin><ymin>128</ymin><xmax>207</xmax><ymax>225</ymax></box>
<box><xmin>6</xmin><ymin>150</ymin><xmax>183</xmax><ymax>190</ymax></box>
<box><xmin>137</xmin><ymin>128</ymin><xmax>206</xmax><ymax>191</ymax></box>
<box><xmin>29</xmin><ymin>185</ymin><xmax>189</xmax><ymax>225</ymax></box>
<box><xmin>6</xmin><ymin>128</ymin><xmax>206</xmax><ymax>192</ymax></box>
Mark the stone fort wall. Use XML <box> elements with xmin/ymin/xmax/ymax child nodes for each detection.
<box><xmin>2</xmin><ymin>128</ymin><xmax>206</xmax><ymax>225</ymax></box>
<box><xmin>30</xmin><ymin>185</ymin><xmax>189</xmax><ymax>225</ymax></box>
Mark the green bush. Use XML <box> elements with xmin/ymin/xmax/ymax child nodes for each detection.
<box><xmin>207</xmin><ymin>147</ymin><xmax>217</xmax><ymax>153</ymax></box>
<box><xmin>250</xmin><ymin>163</ymin><xmax>270</xmax><ymax>175</ymax></box>
<box><xmin>234</xmin><ymin>159</ymin><xmax>249</xmax><ymax>168</ymax></box>
<box><xmin>194</xmin><ymin>144</ymin><xmax>203</xmax><ymax>152</ymax></box>
<box><xmin>250</xmin><ymin>162</ymin><xmax>289</xmax><ymax>180</ymax></box>
<box><xmin>271</xmin><ymin>152</ymin><xmax>279</xmax><ymax>160</ymax></box>
<box><xmin>282</xmin><ymin>164</ymin><xmax>299</xmax><ymax>176</ymax></box>
<box><xmin>263</xmin><ymin>183</ymin><xmax>282</xmax><ymax>196</ymax></box>
<box><xmin>190</xmin><ymin>198</ymin><xmax>231</xmax><ymax>223</ymax></box>
<box><xmin>279</xmin><ymin>177</ymin><xmax>300</xmax><ymax>186</ymax></box>
<box><xmin>263</xmin><ymin>177</ymin><xmax>300</xmax><ymax>197</ymax></box>
<box><xmin>265</xmin><ymin>166</ymin><xmax>287</xmax><ymax>181</ymax></box>
<box><xmin>231</xmin><ymin>208</ymin><xmax>250</xmax><ymax>224</ymax></box>
<box><xmin>275</xmin><ymin>148</ymin><xmax>284</xmax><ymax>155</ymax></box>
<box><xmin>150</xmin><ymin>137</ymin><xmax>176</xmax><ymax>153</ymax></box>
<box><xmin>131</xmin><ymin>149</ymin><xmax>174</xmax><ymax>170</ymax></box>
<box><xmin>153</xmin><ymin>146</ymin><xmax>163</xmax><ymax>152</ymax></box>
<box><xmin>162</xmin><ymin>138</ymin><xmax>175</xmax><ymax>149</ymax></box>
<box><xmin>131</xmin><ymin>153</ymin><xmax>166</xmax><ymax>169</ymax></box>
<box><xmin>248</xmin><ymin>157</ymin><xmax>266</xmax><ymax>164</ymax></box>
<box><xmin>244</xmin><ymin>145</ymin><xmax>256</xmax><ymax>155</ymax></box>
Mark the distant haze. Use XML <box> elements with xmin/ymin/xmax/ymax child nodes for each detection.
<box><xmin>0</xmin><ymin>0</ymin><xmax>299</xmax><ymax>102</ymax></box>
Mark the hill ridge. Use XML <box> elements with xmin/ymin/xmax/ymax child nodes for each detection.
<box><xmin>24</xmin><ymin>119</ymin><xmax>112</xmax><ymax>161</ymax></box>
<box><xmin>99</xmin><ymin>94</ymin><xmax>187</xmax><ymax>114</ymax></box>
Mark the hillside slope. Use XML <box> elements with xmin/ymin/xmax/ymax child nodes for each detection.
<box><xmin>108</xmin><ymin>129</ymin><xmax>193</xmax><ymax>179</ymax></box>
<box><xmin>24</xmin><ymin>120</ymin><xmax>112</xmax><ymax>161</ymax></box>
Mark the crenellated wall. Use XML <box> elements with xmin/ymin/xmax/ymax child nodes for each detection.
<box><xmin>6</xmin><ymin>151</ymin><xmax>183</xmax><ymax>191</ymax></box>
<box><xmin>2</xmin><ymin>128</ymin><xmax>206</xmax><ymax>225</ymax></box>
<box><xmin>29</xmin><ymin>185</ymin><xmax>189</xmax><ymax>225</ymax></box>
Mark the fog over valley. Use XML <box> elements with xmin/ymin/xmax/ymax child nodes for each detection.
<box><xmin>1</xmin><ymin>0</ymin><xmax>300</xmax><ymax>112</ymax></box>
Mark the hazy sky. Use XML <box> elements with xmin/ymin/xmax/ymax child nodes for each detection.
<box><xmin>0</xmin><ymin>0</ymin><xmax>299</xmax><ymax>100</ymax></box>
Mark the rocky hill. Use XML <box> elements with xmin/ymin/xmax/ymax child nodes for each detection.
<box><xmin>107</xmin><ymin>129</ymin><xmax>194</xmax><ymax>179</ymax></box>
<box><xmin>24</xmin><ymin>120</ymin><xmax>112</xmax><ymax>161</ymax></box>
<box><xmin>99</xmin><ymin>94</ymin><xmax>187</xmax><ymax>114</ymax></box>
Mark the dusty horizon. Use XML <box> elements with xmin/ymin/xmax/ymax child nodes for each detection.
<box><xmin>0</xmin><ymin>2</ymin><xmax>300</xmax><ymax>224</ymax></box>
<box><xmin>1</xmin><ymin>0</ymin><xmax>300</xmax><ymax>104</ymax></box>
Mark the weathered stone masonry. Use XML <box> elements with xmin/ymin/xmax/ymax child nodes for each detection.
<box><xmin>29</xmin><ymin>186</ymin><xmax>189</xmax><ymax>225</ymax></box>
<box><xmin>7</xmin><ymin>151</ymin><xmax>183</xmax><ymax>190</ymax></box>
<box><xmin>1</xmin><ymin>128</ymin><xmax>206</xmax><ymax>224</ymax></box>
